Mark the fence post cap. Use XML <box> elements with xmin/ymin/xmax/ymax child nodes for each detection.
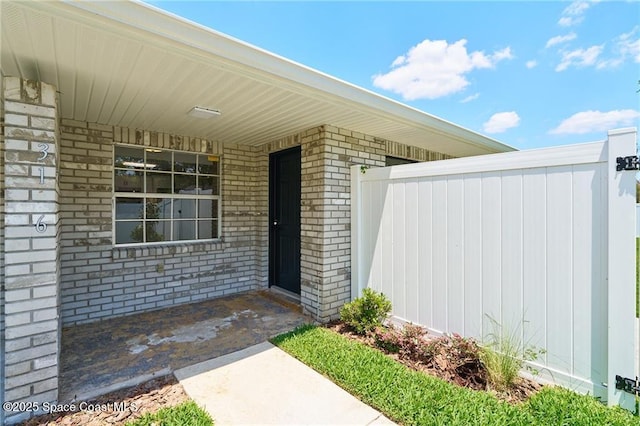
<box><xmin>608</xmin><ymin>127</ymin><xmax>637</xmax><ymax>136</ymax></box>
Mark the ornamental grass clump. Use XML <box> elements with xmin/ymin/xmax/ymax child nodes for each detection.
<box><xmin>339</xmin><ymin>288</ymin><xmax>391</xmax><ymax>334</ymax></box>
<box><xmin>480</xmin><ymin>317</ymin><xmax>545</xmax><ymax>392</ymax></box>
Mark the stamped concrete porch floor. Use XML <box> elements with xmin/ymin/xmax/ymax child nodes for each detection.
<box><xmin>60</xmin><ymin>290</ymin><xmax>312</xmax><ymax>402</ymax></box>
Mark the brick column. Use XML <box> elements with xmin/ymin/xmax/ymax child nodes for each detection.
<box><xmin>1</xmin><ymin>74</ymin><xmax>6</xmax><ymax>426</ymax></box>
<box><xmin>301</xmin><ymin>126</ymin><xmax>385</xmax><ymax>321</ymax></box>
<box><xmin>300</xmin><ymin>127</ymin><xmax>324</xmax><ymax>319</ymax></box>
<box><xmin>2</xmin><ymin>77</ymin><xmax>60</xmax><ymax>423</ymax></box>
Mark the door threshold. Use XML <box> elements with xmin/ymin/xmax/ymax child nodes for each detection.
<box><xmin>268</xmin><ymin>286</ymin><xmax>301</xmax><ymax>304</ymax></box>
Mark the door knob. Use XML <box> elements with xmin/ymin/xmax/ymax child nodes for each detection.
<box><xmin>273</xmin><ymin>220</ymin><xmax>279</xmax><ymax>226</ymax></box>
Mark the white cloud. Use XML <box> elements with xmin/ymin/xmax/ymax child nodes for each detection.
<box><xmin>525</xmin><ymin>60</ymin><xmax>538</xmax><ymax>69</ymax></box>
<box><xmin>558</xmin><ymin>0</ymin><xmax>596</xmax><ymax>27</ymax></box>
<box><xmin>546</xmin><ymin>32</ymin><xmax>577</xmax><ymax>48</ymax></box>
<box><xmin>372</xmin><ymin>39</ymin><xmax>513</xmax><ymax>100</ymax></box>
<box><xmin>598</xmin><ymin>26</ymin><xmax>640</xmax><ymax>68</ymax></box>
<box><xmin>492</xmin><ymin>47</ymin><xmax>514</xmax><ymax>61</ymax></box>
<box><xmin>618</xmin><ymin>26</ymin><xmax>640</xmax><ymax>63</ymax></box>
<box><xmin>483</xmin><ymin>112</ymin><xmax>521</xmax><ymax>134</ymax></box>
<box><xmin>551</xmin><ymin>27</ymin><xmax>638</xmax><ymax>71</ymax></box>
<box><xmin>460</xmin><ymin>93</ymin><xmax>480</xmax><ymax>103</ymax></box>
<box><xmin>550</xmin><ymin>109</ymin><xmax>640</xmax><ymax>134</ymax></box>
<box><xmin>558</xmin><ymin>17</ymin><xmax>577</xmax><ymax>27</ymax></box>
<box><xmin>564</xmin><ymin>0</ymin><xmax>592</xmax><ymax>15</ymax></box>
<box><xmin>595</xmin><ymin>57</ymin><xmax>623</xmax><ymax>69</ymax></box>
<box><xmin>550</xmin><ymin>7</ymin><xmax>637</xmax><ymax>71</ymax></box>
<box><xmin>555</xmin><ymin>45</ymin><xmax>603</xmax><ymax>71</ymax></box>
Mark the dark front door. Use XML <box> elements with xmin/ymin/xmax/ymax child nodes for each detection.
<box><xmin>269</xmin><ymin>146</ymin><xmax>301</xmax><ymax>294</ymax></box>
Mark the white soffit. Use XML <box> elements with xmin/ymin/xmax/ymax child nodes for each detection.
<box><xmin>0</xmin><ymin>0</ymin><xmax>515</xmax><ymax>157</ymax></box>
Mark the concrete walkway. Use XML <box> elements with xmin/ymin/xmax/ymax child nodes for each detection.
<box><xmin>175</xmin><ymin>342</ymin><xmax>396</xmax><ymax>425</ymax></box>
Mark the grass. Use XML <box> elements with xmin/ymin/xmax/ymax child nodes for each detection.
<box><xmin>273</xmin><ymin>325</ymin><xmax>639</xmax><ymax>426</ymax></box>
<box><xmin>125</xmin><ymin>400</ymin><xmax>213</xmax><ymax>426</ymax></box>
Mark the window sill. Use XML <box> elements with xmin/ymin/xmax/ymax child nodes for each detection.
<box><xmin>112</xmin><ymin>239</ymin><xmax>225</xmax><ymax>260</ymax></box>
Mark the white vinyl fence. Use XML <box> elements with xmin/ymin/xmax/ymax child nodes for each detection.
<box><xmin>351</xmin><ymin>128</ymin><xmax>637</xmax><ymax>409</ymax></box>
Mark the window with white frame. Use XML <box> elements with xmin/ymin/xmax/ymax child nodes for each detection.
<box><xmin>113</xmin><ymin>145</ymin><xmax>220</xmax><ymax>245</ymax></box>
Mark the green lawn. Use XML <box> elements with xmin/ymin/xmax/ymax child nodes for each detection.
<box><xmin>273</xmin><ymin>325</ymin><xmax>639</xmax><ymax>426</ymax></box>
<box><xmin>126</xmin><ymin>401</ymin><xmax>213</xmax><ymax>426</ymax></box>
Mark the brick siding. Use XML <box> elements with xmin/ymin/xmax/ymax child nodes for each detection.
<box><xmin>2</xmin><ymin>77</ymin><xmax>61</xmax><ymax>424</ymax></box>
<box><xmin>58</xmin><ymin>124</ymin><xmax>269</xmax><ymax>326</ymax></box>
<box><xmin>0</xmin><ymin>73</ymin><xmax>5</xmax><ymax>426</ymax></box>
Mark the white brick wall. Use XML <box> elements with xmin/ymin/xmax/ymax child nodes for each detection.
<box><xmin>2</xmin><ymin>77</ymin><xmax>61</xmax><ymax>424</ymax></box>
<box><xmin>386</xmin><ymin>140</ymin><xmax>453</xmax><ymax>162</ymax></box>
<box><xmin>59</xmin><ymin>124</ymin><xmax>269</xmax><ymax>325</ymax></box>
<box><xmin>0</xmin><ymin>72</ymin><xmax>6</xmax><ymax>426</ymax></box>
<box><xmin>298</xmin><ymin>126</ymin><xmax>387</xmax><ymax>320</ymax></box>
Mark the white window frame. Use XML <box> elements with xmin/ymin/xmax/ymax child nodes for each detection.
<box><xmin>112</xmin><ymin>144</ymin><xmax>221</xmax><ymax>246</ymax></box>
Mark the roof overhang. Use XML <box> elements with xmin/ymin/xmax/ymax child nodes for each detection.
<box><xmin>1</xmin><ymin>0</ymin><xmax>515</xmax><ymax>157</ymax></box>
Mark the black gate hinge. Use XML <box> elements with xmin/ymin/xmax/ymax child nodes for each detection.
<box><xmin>615</xmin><ymin>375</ymin><xmax>640</xmax><ymax>395</ymax></box>
<box><xmin>616</xmin><ymin>156</ymin><xmax>640</xmax><ymax>171</ymax></box>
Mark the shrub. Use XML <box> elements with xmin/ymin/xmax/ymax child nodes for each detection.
<box><xmin>374</xmin><ymin>323</ymin><xmax>432</xmax><ymax>360</ymax></box>
<box><xmin>372</xmin><ymin>324</ymin><xmax>401</xmax><ymax>353</ymax></box>
<box><xmin>340</xmin><ymin>288</ymin><xmax>392</xmax><ymax>334</ymax></box>
<box><xmin>372</xmin><ymin>324</ymin><xmax>487</xmax><ymax>390</ymax></box>
<box><xmin>430</xmin><ymin>333</ymin><xmax>486</xmax><ymax>389</ymax></box>
<box><xmin>398</xmin><ymin>323</ymin><xmax>431</xmax><ymax>359</ymax></box>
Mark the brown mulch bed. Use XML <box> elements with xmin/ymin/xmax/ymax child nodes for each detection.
<box><xmin>19</xmin><ymin>375</ymin><xmax>189</xmax><ymax>426</ymax></box>
<box><xmin>327</xmin><ymin>321</ymin><xmax>541</xmax><ymax>404</ymax></box>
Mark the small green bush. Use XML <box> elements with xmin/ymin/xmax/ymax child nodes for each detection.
<box><xmin>340</xmin><ymin>288</ymin><xmax>391</xmax><ymax>334</ymax></box>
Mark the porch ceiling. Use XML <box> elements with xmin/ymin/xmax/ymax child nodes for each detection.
<box><xmin>1</xmin><ymin>1</ymin><xmax>514</xmax><ymax>157</ymax></box>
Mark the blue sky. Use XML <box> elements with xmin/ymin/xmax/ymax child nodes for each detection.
<box><xmin>148</xmin><ymin>1</ymin><xmax>639</xmax><ymax>150</ymax></box>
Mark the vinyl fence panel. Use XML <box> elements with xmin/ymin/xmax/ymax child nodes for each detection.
<box><xmin>351</xmin><ymin>128</ymin><xmax>637</xmax><ymax>409</ymax></box>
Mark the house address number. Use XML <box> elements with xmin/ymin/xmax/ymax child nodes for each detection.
<box><xmin>35</xmin><ymin>215</ymin><xmax>47</xmax><ymax>233</ymax></box>
<box><xmin>34</xmin><ymin>143</ymin><xmax>51</xmax><ymax>233</ymax></box>
<box><xmin>37</xmin><ymin>143</ymin><xmax>49</xmax><ymax>161</ymax></box>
